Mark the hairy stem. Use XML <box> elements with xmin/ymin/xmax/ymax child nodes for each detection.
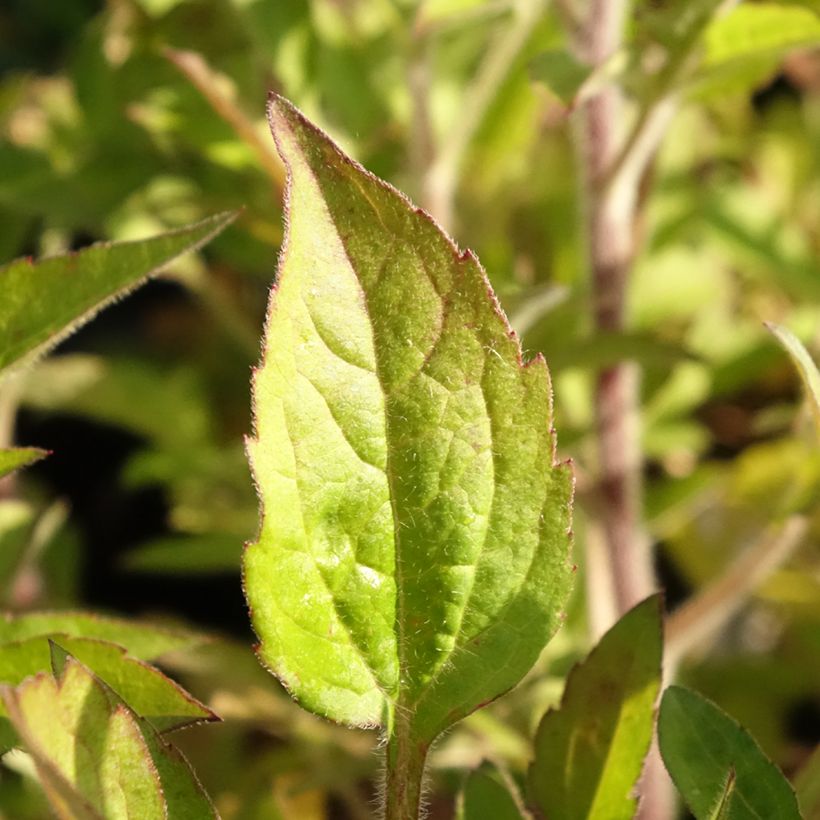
<box><xmin>383</xmin><ymin>711</ymin><xmax>427</xmax><ymax>820</ymax></box>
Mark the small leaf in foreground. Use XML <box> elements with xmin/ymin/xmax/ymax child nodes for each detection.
<box><xmin>765</xmin><ymin>322</ymin><xmax>820</xmax><ymax>436</ymax></box>
<box><xmin>658</xmin><ymin>685</ymin><xmax>801</xmax><ymax>820</ymax></box>
<box><xmin>0</xmin><ymin>611</ymin><xmax>209</xmax><ymax>659</ymax></box>
<box><xmin>528</xmin><ymin>594</ymin><xmax>663</xmax><ymax>820</ymax></box>
<box><xmin>0</xmin><ymin>211</ymin><xmax>236</xmax><ymax>374</ymax></box>
<box><xmin>0</xmin><ymin>635</ymin><xmax>216</xmax><ymax>732</ymax></box>
<box><xmin>0</xmin><ymin>652</ymin><xmax>218</xmax><ymax>819</ymax></box>
<box><xmin>244</xmin><ymin>95</ymin><xmax>574</xmax><ymax>814</ymax></box>
<box><xmin>0</xmin><ymin>447</ymin><xmax>48</xmax><ymax>480</ymax></box>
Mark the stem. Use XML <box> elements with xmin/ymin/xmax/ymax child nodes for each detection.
<box><xmin>383</xmin><ymin>712</ymin><xmax>428</xmax><ymax>820</ymax></box>
<box><xmin>575</xmin><ymin>0</ymin><xmax>655</xmax><ymax>617</ymax></box>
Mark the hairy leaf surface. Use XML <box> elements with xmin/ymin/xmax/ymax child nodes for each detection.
<box><xmin>0</xmin><ymin>211</ymin><xmax>236</xmax><ymax>374</ymax></box>
<box><xmin>659</xmin><ymin>686</ymin><xmax>800</xmax><ymax>820</ymax></box>
<box><xmin>244</xmin><ymin>96</ymin><xmax>574</xmax><ymax>742</ymax></box>
<box><xmin>0</xmin><ymin>651</ymin><xmax>217</xmax><ymax>819</ymax></box>
<box><xmin>528</xmin><ymin>595</ymin><xmax>663</xmax><ymax>820</ymax></box>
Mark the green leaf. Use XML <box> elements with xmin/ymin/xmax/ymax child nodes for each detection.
<box><xmin>123</xmin><ymin>533</ymin><xmax>241</xmax><ymax>575</ymax></box>
<box><xmin>457</xmin><ymin>762</ymin><xmax>524</xmax><ymax>820</ymax></box>
<box><xmin>0</xmin><ymin>635</ymin><xmax>217</xmax><ymax>732</ymax></box>
<box><xmin>0</xmin><ymin>611</ymin><xmax>209</xmax><ymax>659</ymax></box>
<box><xmin>658</xmin><ymin>686</ymin><xmax>801</xmax><ymax>820</ymax></box>
<box><xmin>0</xmin><ymin>652</ymin><xmax>217</xmax><ymax>819</ymax></box>
<box><xmin>244</xmin><ymin>94</ymin><xmax>573</xmax><ymax>750</ymax></box>
<box><xmin>700</xmin><ymin>4</ymin><xmax>820</xmax><ymax>76</ymax></box>
<box><xmin>794</xmin><ymin>744</ymin><xmax>820</xmax><ymax>820</ymax></box>
<box><xmin>0</xmin><ymin>211</ymin><xmax>236</xmax><ymax>375</ymax></box>
<box><xmin>0</xmin><ymin>447</ymin><xmax>48</xmax><ymax>479</ymax></box>
<box><xmin>530</xmin><ymin>50</ymin><xmax>592</xmax><ymax>106</ymax></box>
<box><xmin>528</xmin><ymin>595</ymin><xmax>663</xmax><ymax>820</ymax></box>
<box><xmin>765</xmin><ymin>322</ymin><xmax>820</xmax><ymax>436</ymax></box>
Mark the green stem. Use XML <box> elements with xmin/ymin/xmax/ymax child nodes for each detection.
<box><xmin>383</xmin><ymin>713</ymin><xmax>428</xmax><ymax>820</ymax></box>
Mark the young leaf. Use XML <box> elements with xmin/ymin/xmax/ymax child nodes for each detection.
<box><xmin>457</xmin><ymin>762</ymin><xmax>525</xmax><ymax>820</ymax></box>
<box><xmin>658</xmin><ymin>686</ymin><xmax>801</xmax><ymax>820</ymax></box>
<box><xmin>0</xmin><ymin>211</ymin><xmax>236</xmax><ymax>374</ymax></box>
<box><xmin>765</xmin><ymin>322</ymin><xmax>820</xmax><ymax>436</ymax></box>
<box><xmin>0</xmin><ymin>652</ymin><xmax>218</xmax><ymax>819</ymax></box>
<box><xmin>244</xmin><ymin>95</ymin><xmax>573</xmax><ymax>809</ymax></box>
<box><xmin>0</xmin><ymin>447</ymin><xmax>48</xmax><ymax>479</ymax></box>
<box><xmin>0</xmin><ymin>635</ymin><xmax>216</xmax><ymax>732</ymax></box>
<box><xmin>0</xmin><ymin>611</ymin><xmax>209</xmax><ymax>659</ymax></box>
<box><xmin>527</xmin><ymin>595</ymin><xmax>663</xmax><ymax>820</ymax></box>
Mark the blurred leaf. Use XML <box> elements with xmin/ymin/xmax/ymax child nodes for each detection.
<box><xmin>0</xmin><ymin>612</ymin><xmax>209</xmax><ymax>660</ymax></box>
<box><xmin>0</xmin><ymin>211</ymin><xmax>237</xmax><ymax>374</ymax></box>
<box><xmin>795</xmin><ymin>745</ymin><xmax>820</xmax><ymax>820</ymax></box>
<box><xmin>658</xmin><ymin>686</ymin><xmax>801</xmax><ymax>819</ymax></box>
<box><xmin>530</xmin><ymin>49</ymin><xmax>591</xmax><ymax>106</ymax></box>
<box><xmin>528</xmin><ymin>596</ymin><xmax>663</xmax><ymax>820</ymax></box>
<box><xmin>0</xmin><ymin>500</ymin><xmax>35</xmax><ymax>598</ymax></box>
<box><xmin>123</xmin><ymin>533</ymin><xmax>241</xmax><ymax>575</ymax></box>
<box><xmin>457</xmin><ymin>762</ymin><xmax>523</xmax><ymax>820</ymax></box>
<box><xmin>244</xmin><ymin>95</ymin><xmax>574</xmax><ymax>750</ymax></box>
<box><xmin>0</xmin><ymin>635</ymin><xmax>217</xmax><ymax>733</ymax></box>
<box><xmin>1</xmin><ymin>651</ymin><xmax>218</xmax><ymax>819</ymax></box>
<box><xmin>766</xmin><ymin>323</ymin><xmax>820</xmax><ymax>436</ymax></box>
<box><xmin>0</xmin><ymin>448</ymin><xmax>47</xmax><ymax>480</ymax></box>
<box><xmin>693</xmin><ymin>4</ymin><xmax>820</xmax><ymax>96</ymax></box>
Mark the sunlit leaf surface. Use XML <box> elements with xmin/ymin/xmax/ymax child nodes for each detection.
<box><xmin>244</xmin><ymin>96</ymin><xmax>574</xmax><ymax>744</ymax></box>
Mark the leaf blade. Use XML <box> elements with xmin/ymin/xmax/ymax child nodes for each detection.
<box><xmin>1</xmin><ymin>654</ymin><xmax>218</xmax><ymax>820</ymax></box>
<box><xmin>658</xmin><ymin>686</ymin><xmax>801</xmax><ymax>820</ymax></box>
<box><xmin>528</xmin><ymin>595</ymin><xmax>664</xmax><ymax>820</ymax></box>
<box><xmin>0</xmin><ymin>447</ymin><xmax>48</xmax><ymax>480</ymax></box>
<box><xmin>0</xmin><ymin>211</ymin><xmax>236</xmax><ymax>374</ymax></box>
<box><xmin>244</xmin><ymin>95</ymin><xmax>574</xmax><ymax>741</ymax></box>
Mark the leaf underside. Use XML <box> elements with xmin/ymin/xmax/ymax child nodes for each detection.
<box><xmin>659</xmin><ymin>686</ymin><xmax>801</xmax><ymax>820</ymax></box>
<box><xmin>528</xmin><ymin>595</ymin><xmax>664</xmax><ymax>820</ymax></box>
<box><xmin>244</xmin><ymin>96</ymin><xmax>574</xmax><ymax>743</ymax></box>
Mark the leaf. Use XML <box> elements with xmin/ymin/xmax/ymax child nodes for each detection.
<box><xmin>0</xmin><ymin>635</ymin><xmax>217</xmax><ymax>732</ymax></box>
<box><xmin>527</xmin><ymin>595</ymin><xmax>663</xmax><ymax>820</ymax></box>
<box><xmin>0</xmin><ymin>447</ymin><xmax>48</xmax><ymax>479</ymax></box>
<box><xmin>794</xmin><ymin>744</ymin><xmax>820</xmax><ymax>820</ymax></box>
<box><xmin>765</xmin><ymin>322</ymin><xmax>820</xmax><ymax>436</ymax></box>
<box><xmin>457</xmin><ymin>762</ymin><xmax>524</xmax><ymax>820</ymax></box>
<box><xmin>697</xmin><ymin>3</ymin><xmax>820</xmax><ymax>92</ymax></box>
<box><xmin>658</xmin><ymin>686</ymin><xmax>801</xmax><ymax>820</ymax></box>
<box><xmin>0</xmin><ymin>651</ymin><xmax>218</xmax><ymax>819</ymax></box>
<box><xmin>244</xmin><ymin>95</ymin><xmax>574</xmax><ymax>748</ymax></box>
<box><xmin>0</xmin><ymin>611</ymin><xmax>209</xmax><ymax>659</ymax></box>
<box><xmin>530</xmin><ymin>50</ymin><xmax>592</xmax><ymax>107</ymax></box>
<box><xmin>123</xmin><ymin>533</ymin><xmax>241</xmax><ymax>575</ymax></box>
<box><xmin>0</xmin><ymin>211</ymin><xmax>236</xmax><ymax>374</ymax></box>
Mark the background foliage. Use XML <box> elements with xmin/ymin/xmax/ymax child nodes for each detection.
<box><xmin>1</xmin><ymin>0</ymin><xmax>819</xmax><ymax>817</ymax></box>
